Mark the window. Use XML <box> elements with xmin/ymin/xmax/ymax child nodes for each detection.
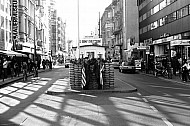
<box><xmin>153</xmin><ymin>4</ymin><xmax>160</xmax><ymax>14</ymax></box>
<box><xmin>160</xmin><ymin>16</ymin><xmax>167</xmax><ymax>26</ymax></box>
<box><xmin>177</xmin><ymin>9</ymin><xmax>182</xmax><ymax>19</ymax></box>
<box><xmin>147</xmin><ymin>10</ymin><xmax>151</xmax><ymax>17</ymax></box>
<box><xmin>143</xmin><ymin>26</ymin><xmax>147</xmax><ymax>33</ymax></box>
<box><xmin>0</xmin><ymin>29</ymin><xmax>4</xmax><ymax>42</ymax></box>
<box><xmin>1</xmin><ymin>16</ymin><xmax>4</xmax><ymax>28</ymax></box>
<box><xmin>160</xmin><ymin>0</ymin><xmax>166</xmax><ymax>10</ymax></box>
<box><xmin>139</xmin><ymin>16</ymin><xmax>143</xmax><ymax>22</ymax></box>
<box><xmin>142</xmin><ymin>13</ymin><xmax>147</xmax><ymax>20</ymax></box>
<box><xmin>147</xmin><ymin>24</ymin><xmax>151</xmax><ymax>31</ymax></box>
<box><xmin>107</xmin><ymin>12</ymin><xmax>111</xmax><ymax>18</ymax></box>
<box><xmin>182</xmin><ymin>6</ymin><xmax>188</xmax><ymax>17</ymax></box>
<box><xmin>168</xmin><ymin>12</ymin><xmax>177</xmax><ymax>23</ymax></box>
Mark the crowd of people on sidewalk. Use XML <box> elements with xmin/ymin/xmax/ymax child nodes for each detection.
<box><xmin>0</xmin><ymin>54</ymin><xmax>52</xmax><ymax>82</ymax></box>
<box><xmin>141</xmin><ymin>55</ymin><xmax>190</xmax><ymax>82</ymax></box>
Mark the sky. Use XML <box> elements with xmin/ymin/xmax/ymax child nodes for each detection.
<box><xmin>56</xmin><ymin>0</ymin><xmax>112</xmax><ymax>45</ymax></box>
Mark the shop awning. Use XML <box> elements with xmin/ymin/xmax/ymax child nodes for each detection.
<box><xmin>0</xmin><ymin>50</ymin><xmax>27</xmax><ymax>57</ymax></box>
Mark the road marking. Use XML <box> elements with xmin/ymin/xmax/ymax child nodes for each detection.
<box><xmin>142</xmin><ymin>98</ymin><xmax>148</xmax><ymax>102</ymax></box>
<box><xmin>162</xmin><ymin>118</ymin><xmax>173</xmax><ymax>126</ymax></box>
<box><xmin>150</xmin><ymin>106</ymin><xmax>158</xmax><ymax>112</ymax></box>
<box><xmin>19</xmin><ymin>117</ymin><xmax>27</xmax><ymax>126</ymax></box>
<box><xmin>137</xmin><ymin>92</ymin><xmax>142</xmax><ymax>96</ymax></box>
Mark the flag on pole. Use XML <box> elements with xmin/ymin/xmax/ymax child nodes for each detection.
<box><xmin>81</xmin><ymin>66</ymin><xmax>86</xmax><ymax>88</ymax></box>
<box><xmin>100</xmin><ymin>65</ymin><xmax>104</xmax><ymax>86</ymax></box>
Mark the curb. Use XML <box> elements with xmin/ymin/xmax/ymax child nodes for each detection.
<box><xmin>45</xmin><ymin>88</ymin><xmax>138</xmax><ymax>95</ymax></box>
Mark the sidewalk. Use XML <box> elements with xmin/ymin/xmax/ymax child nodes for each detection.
<box><xmin>0</xmin><ymin>69</ymin><xmax>50</xmax><ymax>86</ymax></box>
<box><xmin>139</xmin><ymin>71</ymin><xmax>190</xmax><ymax>86</ymax></box>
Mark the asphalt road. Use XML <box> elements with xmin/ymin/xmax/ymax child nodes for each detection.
<box><xmin>115</xmin><ymin>69</ymin><xmax>190</xmax><ymax>126</ymax></box>
<box><xmin>0</xmin><ymin>67</ymin><xmax>189</xmax><ymax>126</ymax></box>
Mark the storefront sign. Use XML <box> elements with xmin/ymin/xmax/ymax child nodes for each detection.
<box><xmin>171</xmin><ymin>40</ymin><xmax>190</xmax><ymax>46</ymax></box>
<box><xmin>137</xmin><ymin>46</ymin><xmax>146</xmax><ymax>50</ymax></box>
<box><xmin>12</xmin><ymin>0</ymin><xmax>18</xmax><ymax>40</ymax></box>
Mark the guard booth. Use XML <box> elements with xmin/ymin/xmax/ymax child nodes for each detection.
<box><xmin>69</xmin><ymin>59</ymin><xmax>114</xmax><ymax>90</ymax></box>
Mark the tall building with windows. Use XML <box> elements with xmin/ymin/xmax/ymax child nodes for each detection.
<box><xmin>49</xmin><ymin>0</ymin><xmax>57</xmax><ymax>57</ymax></box>
<box><xmin>138</xmin><ymin>0</ymin><xmax>190</xmax><ymax>64</ymax></box>
<box><xmin>0</xmin><ymin>0</ymin><xmax>11</xmax><ymax>50</ymax></box>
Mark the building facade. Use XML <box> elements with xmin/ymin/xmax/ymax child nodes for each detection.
<box><xmin>101</xmin><ymin>4</ymin><xmax>114</xmax><ymax>60</ymax></box>
<box><xmin>101</xmin><ymin>0</ymin><xmax>139</xmax><ymax>61</ymax></box>
<box><xmin>0</xmin><ymin>0</ymin><xmax>11</xmax><ymax>50</ymax></box>
<box><xmin>138</xmin><ymin>0</ymin><xmax>190</xmax><ymax>72</ymax></box>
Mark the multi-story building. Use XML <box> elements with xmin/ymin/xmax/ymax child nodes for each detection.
<box><xmin>138</xmin><ymin>0</ymin><xmax>190</xmax><ymax>71</ymax></box>
<box><xmin>49</xmin><ymin>0</ymin><xmax>57</xmax><ymax>58</ymax></box>
<box><xmin>57</xmin><ymin>17</ymin><xmax>66</xmax><ymax>53</ymax></box>
<box><xmin>4</xmin><ymin>0</ymin><xmax>49</xmax><ymax>61</ymax></box>
<box><xmin>112</xmin><ymin>0</ymin><xmax>123</xmax><ymax>60</ymax></box>
<box><xmin>0</xmin><ymin>0</ymin><xmax>11</xmax><ymax>50</ymax></box>
<box><xmin>101</xmin><ymin>4</ymin><xmax>114</xmax><ymax>60</ymax></box>
<box><xmin>101</xmin><ymin>0</ymin><xmax>139</xmax><ymax>61</ymax></box>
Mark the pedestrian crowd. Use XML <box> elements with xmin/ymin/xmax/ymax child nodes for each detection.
<box><xmin>0</xmin><ymin>55</ymin><xmax>53</xmax><ymax>82</ymax></box>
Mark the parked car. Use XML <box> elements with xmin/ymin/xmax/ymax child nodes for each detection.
<box><xmin>119</xmin><ymin>61</ymin><xmax>136</xmax><ymax>73</ymax></box>
<box><xmin>111</xmin><ymin>59</ymin><xmax>120</xmax><ymax>68</ymax></box>
<box><xmin>65</xmin><ymin>59</ymin><xmax>71</xmax><ymax>68</ymax></box>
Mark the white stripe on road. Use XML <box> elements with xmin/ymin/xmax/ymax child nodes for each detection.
<box><xmin>142</xmin><ymin>98</ymin><xmax>148</xmax><ymax>102</ymax></box>
<box><xmin>137</xmin><ymin>92</ymin><xmax>142</xmax><ymax>96</ymax></box>
<box><xmin>162</xmin><ymin>118</ymin><xmax>173</xmax><ymax>126</ymax></box>
<box><xmin>150</xmin><ymin>106</ymin><xmax>158</xmax><ymax>112</ymax></box>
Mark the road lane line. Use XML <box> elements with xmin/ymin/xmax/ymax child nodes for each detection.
<box><xmin>162</xmin><ymin>118</ymin><xmax>173</xmax><ymax>126</ymax></box>
<box><xmin>150</xmin><ymin>106</ymin><xmax>158</xmax><ymax>112</ymax></box>
<box><xmin>142</xmin><ymin>98</ymin><xmax>148</xmax><ymax>102</ymax></box>
<box><xmin>137</xmin><ymin>92</ymin><xmax>142</xmax><ymax>96</ymax></box>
